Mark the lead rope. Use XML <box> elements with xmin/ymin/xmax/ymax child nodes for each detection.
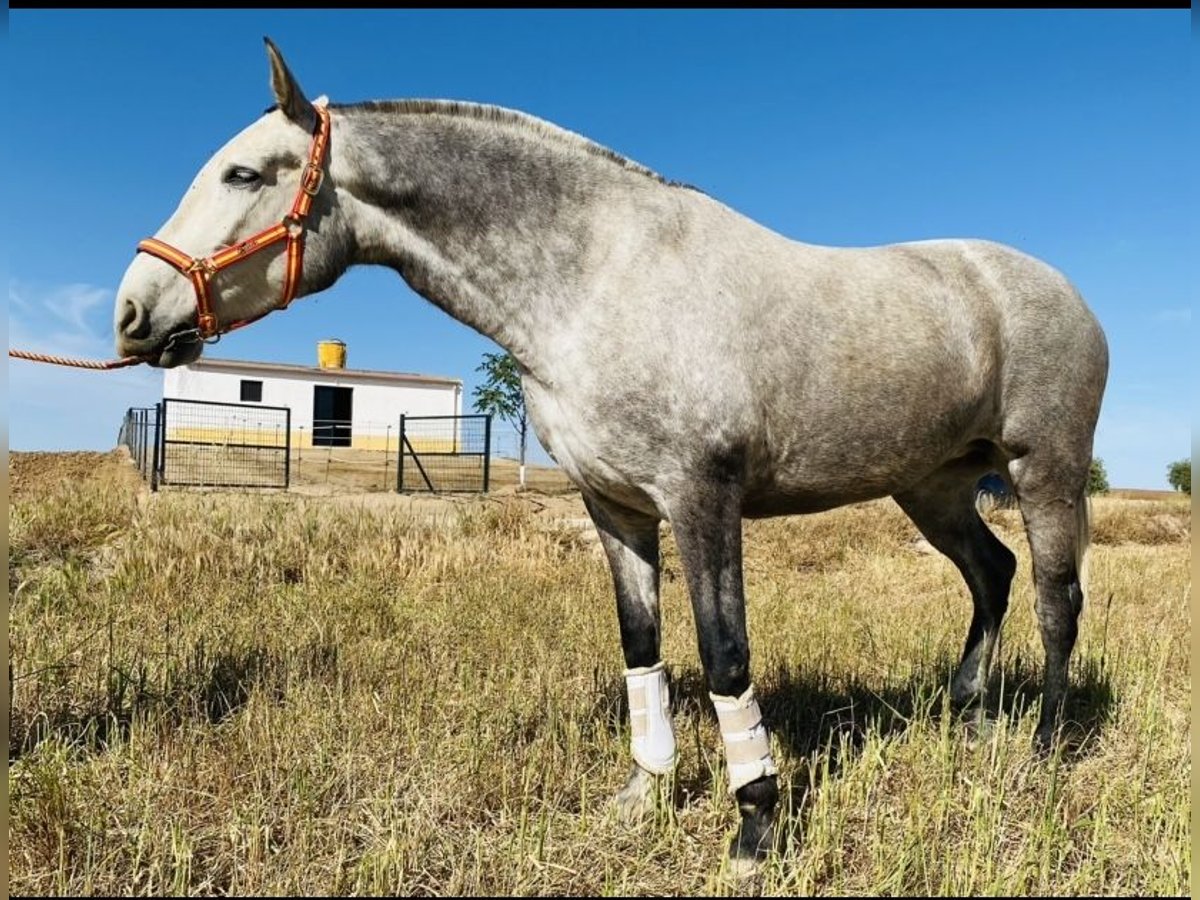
<box><xmin>8</xmin><ymin>348</ymin><xmax>147</xmax><ymax>370</ymax></box>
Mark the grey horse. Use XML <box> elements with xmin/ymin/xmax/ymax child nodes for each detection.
<box><xmin>113</xmin><ymin>40</ymin><xmax>1109</xmax><ymax>872</ymax></box>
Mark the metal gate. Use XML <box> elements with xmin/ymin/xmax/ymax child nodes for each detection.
<box><xmin>121</xmin><ymin>398</ymin><xmax>290</xmax><ymax>490</ymax></box>
<box><xmin>160</xmin><ymin>398</ymin><xmax>290</xmax><ymax>488</ymax></box>
<box><xmin>397</xmin><ymin>414</ymin><xmax>492</xmax><ymax>493</ymax></box>
<box><xmin>118</xmin><ymin>405</ymin><xmax>161</xmax><ymax>485</ymax></box>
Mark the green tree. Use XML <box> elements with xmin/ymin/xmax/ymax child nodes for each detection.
<box><xmin>1167</xmin><ymin>459</ymin><xmax>1191</xmax><ymax>495</ymax></box>
<box><xmin>471</xmin><ymin>351</ymin><xmax>530</xmax><ymax>488</ymax></box>
<box><xmin>1087</xmin><ymin>457</ymin><xmax>1109</xmax><ymax>496</ymax></box>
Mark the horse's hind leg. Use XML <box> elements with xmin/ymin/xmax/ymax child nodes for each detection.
<box><xmin>1006</xmin><ymin>452</ymin><xmax>1091</xmax><ymax>752</ymax></box>
<box><xmin>583</xmin><ymin>493</ymin><xmax>676</xmax><ymax>822</ymax></box>
<box><xmin>894</xmin><ymin>465</ymin><xmax>1017</xmax><ymax>708</ymax></box>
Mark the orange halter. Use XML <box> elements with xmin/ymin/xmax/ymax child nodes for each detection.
<box><xmin>136</xmin><ymin>105</ymin><xmax>331</xmax><ymax>343</ymax></box>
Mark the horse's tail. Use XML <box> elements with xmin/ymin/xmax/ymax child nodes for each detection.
<box><xmin>1074</xmin><ymin>482</ymin><xmax>1092</xmax><ymax>597</ymax></box>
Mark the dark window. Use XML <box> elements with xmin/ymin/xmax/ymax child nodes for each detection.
<box><xmin>240</xmin><ymin>380</ymin><xmax>263</xmax><ymax>403</ymax></box>
<box><xmin>312</xmin><ymin>385</ymin><xmax>353</xmax><ymax>447</ymax></box>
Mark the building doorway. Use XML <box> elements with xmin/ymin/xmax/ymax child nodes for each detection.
<box><xmin>312</xmin><ymin>385</ymin><xmax>353</xmax><ymax>447</ymax></box>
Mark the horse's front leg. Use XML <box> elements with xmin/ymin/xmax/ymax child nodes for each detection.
<box><xmin>583</xmin><ymin>493</ymin><xmax>676</xmax><ymax>822</ymax></box>
<box><xmin>669</xmin><ymin>481</ymin><xmax>779</xmax><ymax>875</ymax></box>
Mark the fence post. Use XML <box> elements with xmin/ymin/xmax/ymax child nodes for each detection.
<box><xmin>159</xmin><ymin>400</ymin><xmax>168</xmax><ymax>489</ymax></box>
<box><xmin>482</xmin><ymin>414</ymin><xmax>492</xmax><ymax>493</ymax></box>
<box><xmin>283</xmin><ymin>407</ymin><xmax>292</xmax><ymax>489</ymax></box>
<box><xmin>150</xmin><ymin>401</ymin><xmax>163</xmax><ymax>491</ymax></box>
<box><xmin>396</xmin><ymin>415</ymin><xmax>406</xmax><ymax>492</ymax></box>
<box><xmin>383</xmin><ymin>424</ymin><xmax>392</xmax><ymax>491</ymax></box>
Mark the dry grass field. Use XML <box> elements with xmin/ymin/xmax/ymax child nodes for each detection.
<box><xmin>7</xmin><ymin>450</ymin><xmax>1191</xmax><ymax>895</ymax></box>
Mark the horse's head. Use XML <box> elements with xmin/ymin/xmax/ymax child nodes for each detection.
<box><xmin>114</xmin><ymin>39</ymin><xmax>344</xmax><ymax>366</ymax></box>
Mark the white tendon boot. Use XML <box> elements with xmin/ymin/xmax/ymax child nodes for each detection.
<box><xmin>710</xmin><ymin>684</ymin><xmax>778</xmax><ymax>793</ymax></box>
<box><xmin>624</xmin><ymin>662</ymin><xmax>677</xmax><ymax>774</ymax></box>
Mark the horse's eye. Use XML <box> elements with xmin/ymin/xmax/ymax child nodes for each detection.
<box><xmin>223</xmin><ymin>166</ymin><xmax>261</xmax><ymax>187</ymax></box>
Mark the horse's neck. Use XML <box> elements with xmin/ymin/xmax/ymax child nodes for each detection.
<box><xmin>332</xmin><ymin>109</ymin><xmax>668</xmax><ymax>372</ymax></box>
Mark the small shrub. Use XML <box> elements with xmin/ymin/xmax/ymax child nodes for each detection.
<box><xmin>1087</xmin><ymin>457</ymin><xmax>1110</xmax><ymax>495</ymax></box>
<box><xmin>1166</xmin><ymin>459</ymin><xmax>1190</xmax><ymax>495</ymax></box>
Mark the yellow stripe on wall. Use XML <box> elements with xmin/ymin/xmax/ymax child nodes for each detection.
<box><xmin>166</xmin><ymin>427</ymin><xmax>460</xmax><ymax>454</ymax></box>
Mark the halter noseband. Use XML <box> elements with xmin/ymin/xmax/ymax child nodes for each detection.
<box><xmin>136</xmin><ymin>105</ymin><xmax>331</xmax><ymax>343</ymax></box>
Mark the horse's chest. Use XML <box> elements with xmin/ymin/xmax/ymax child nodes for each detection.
<box><xmin>522</xmin><ymin>381</ymin><xmax>602</xmax><ymax>476</ymax></box>
<box><xmin>522</xmin><ymin>379</ymin><xmax>659</xmax><ymax>507</ymax></box>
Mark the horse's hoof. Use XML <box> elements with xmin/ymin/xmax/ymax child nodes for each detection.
<box><xmin>950</xmin><ymin>676</ymin><xmax>981</xmax><ymax>710</ymax></box>
<box><xmin>962</xmin><ymin>709</ymin><xmax>998</xmax><ymax>746</ymax></box>
<box><xmin>608</xmin><ymin>763</ymin><xmax>662</xmax><ymax>824</ymax></box>
<box><xmin>727</xmin><ymin>814</ymin><xmax>775</xmax><ymax>879</ymax></box>
<box><xmin>1031</xmin><ymin>727</ymin><xmax>1056</xmax><ymax>759</ymax></box>
<box><xmin>724</xmin><ymin>853</ymin><xmax>763</xmax><ymax>881</ymax></box>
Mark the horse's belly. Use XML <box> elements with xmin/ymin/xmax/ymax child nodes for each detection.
<box><xmin>524</xmin><ymin>353</ymin><xmax>997</xmax><ymax>521</ymax></box>
<box><xmin>742</xmin><ymin>483</ymin><xmax>896</xmax><ymax>518</ymax></box>
<box><xmin>745</xmin><ymin>393</ymin><xmax>1000</xmax><ymax>513</ymax></box>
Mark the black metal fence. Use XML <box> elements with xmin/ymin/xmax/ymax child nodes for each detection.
<box><xmin>118</xmin><ymin>405</ymin><xmax>161</xmax><ymax>485</ymax></box>
<box><xmin>397</xmin><ymin>414</ymin><xmax>492</xmax><ymax>493</ymax></box>
<box><xmin>119</xmin><ymin>399</ymin><xmax>290</xmax><ymax>490</ymax></box>
<box><xmin>117</xmin><ymin>404</ymin><xmax>580</xmax><ymax>494</ymax></box>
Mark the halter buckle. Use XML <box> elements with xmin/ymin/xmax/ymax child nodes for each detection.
<box><xmin>186</xmin><ymin>258</ymin><xmax>217</xmax><ymax>278</ymax></box>
<box><xmin>301</xmin><ymin>163</ymin><xmax>324</xmax><ymax>197</ymax></box>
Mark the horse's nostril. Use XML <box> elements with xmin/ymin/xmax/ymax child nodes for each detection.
<box><xmin>119</xmin><ymin>298</ymin><xmax>151</xmax><ymax>340</ymax></box>
<box><xmin>118</xmin><ymin>299</ymin><xmax>136</xmax><ymax>331</ymax></box>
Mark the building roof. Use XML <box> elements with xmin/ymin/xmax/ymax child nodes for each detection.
<box><xmin>183</xmin><ymin>357</ymin><xmax>462</xmax><ymax>388</ymax></box>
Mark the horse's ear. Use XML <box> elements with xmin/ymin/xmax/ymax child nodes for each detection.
<box><xmin>264</xmin><ymin>37</ymin><xmax>316</xmax><ymax>129</ymax></box>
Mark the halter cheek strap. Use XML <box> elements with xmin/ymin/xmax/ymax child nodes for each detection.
<box><xmin>136</xmin><ymin>104</ymin><xmax>331</xmax><ymax>342</ymax></box>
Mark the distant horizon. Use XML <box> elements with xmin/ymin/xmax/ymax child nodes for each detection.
<box><xmin>5</xmin><ymin>449</ymin><xmax>1182</xmax><ymax>496</ymax></box>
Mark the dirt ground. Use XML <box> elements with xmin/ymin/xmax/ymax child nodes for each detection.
<box><xmin>286</xmin><ymin>479</ymin><xmax>592</xmax><ymax>535</ymax></box>
<box><xmin>288</xmin><ymin>446</ymin><xmax>575</xmax><ymax>495</ymax></box>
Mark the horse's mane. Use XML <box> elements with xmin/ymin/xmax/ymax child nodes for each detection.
<box><xmin>323</xmin><ymin>99</ymin><xmax>703</xmax><ymax>194</ymax></box>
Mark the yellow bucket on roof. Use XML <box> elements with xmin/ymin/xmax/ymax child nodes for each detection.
<box><xmin>317</xmin><ymin>339</ymin><xmax>346</xmax><ymax>370</ymax></box>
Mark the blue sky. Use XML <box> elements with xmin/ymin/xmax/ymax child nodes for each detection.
<box><xmin>6</xmin><ymin>10</ymin><xmax>1192</xmax><ymax>488</ymax></box>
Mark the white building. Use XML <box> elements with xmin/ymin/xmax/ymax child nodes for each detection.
<box><xmin>162</xmin><ymin>346</ymin><xmax>462</xmax><ymax>451</ymax></box>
